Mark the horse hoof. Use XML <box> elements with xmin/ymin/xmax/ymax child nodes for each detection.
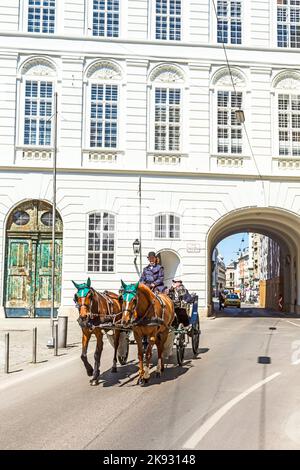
<box><xmin>111</xmin><ymin>367</ymin><xmax>117</xmax><ymax>373</ymax></box>
<box><xmin>90</xmin><ymin>379</ymin><xmax>99</xmax><ymax>386</ymax></box>
<box><xmin>87</xmin><ymin>370</ymin><xmax>93</xmax><ymax>377</ymax></box>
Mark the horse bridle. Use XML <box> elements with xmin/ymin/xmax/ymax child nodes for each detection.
<box><xmin>74</xmin><ymin>289</ymin><xmax>94</xmax><ymax>316</ymax></box>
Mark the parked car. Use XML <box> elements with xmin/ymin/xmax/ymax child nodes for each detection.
<box><xmin>224</xmin><ymin>293</ymin><xmax>241</xmax><ymax>308</ymax></box>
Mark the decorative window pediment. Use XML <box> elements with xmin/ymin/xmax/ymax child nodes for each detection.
<box><xmin>87</xmin><ymin>61</ymin><xmax>122</xmax><ymax>81</ymax></box>
<box><xmin>21</xmin><ymin>58</ymin><xmax>56</xmax><ymax>77</ymax></box>
<box><xmin>274</xmin><ymin>72</ymin><xmax>300</xmax><ymax>90</ymax></box>
<box><xmin>213</xmin><ymin>68</ymin><xmax>246</xmax><ymax>88</ymax></box>
<box><xmin>150</xmin><ymin>65</ymin><xmax>184</xmax><ymax>84</ymax></box>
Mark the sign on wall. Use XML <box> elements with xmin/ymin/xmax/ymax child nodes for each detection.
<box><xmin>187</xmin><ymin>243</ymin><xmax>201</xmax><ymax>253</ymax></box>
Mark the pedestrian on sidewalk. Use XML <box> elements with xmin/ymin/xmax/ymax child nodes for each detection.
<box><xmin>219</xmin><ymin>290</ymin><xmax>225</xmax><ymax>311</ymax></box>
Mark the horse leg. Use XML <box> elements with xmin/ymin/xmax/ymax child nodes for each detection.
<box><xmin>156</xmin><ymin>330</ymin><xmax>168</xmax><ymax>377</ymax></box>
<box><xmin>111</xmin><ymin>329</ymin><xmax>120</xmax><ymax>373</ymax></box>
<box><xmin>81</xmin><ymin>329</ymin><xmax>93</xmax><ymax>377</ymax></box>
<box><xmin>90</xmin><ymin>329</ymin><xmax>103</xmax><ymax>386</ymax></box>
<box><xmin>134</xmin><ymin>330</ymin><xmax>145</xmax><ymax>385</ymax></box>
<box><xmin>144</xmin><ymin>334</ymin><xmax>155</xmax><ymax>383</ymax></box>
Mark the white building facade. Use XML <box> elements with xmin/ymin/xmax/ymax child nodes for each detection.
<box><xmin>1</xmin><ymin>1</ymin><xmax>300</xmax><ymax>317</ymax></box>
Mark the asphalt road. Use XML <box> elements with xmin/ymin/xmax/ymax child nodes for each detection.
<box><xmin>1</xmin><ymin>307</ymin><xmax>300</xmax><ymax>450</ymax></box>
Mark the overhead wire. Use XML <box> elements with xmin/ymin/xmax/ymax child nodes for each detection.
<box><xmin>211</xmin><ymin>0</ymin><xmax>267</xmax><ymax>205</ymax></box>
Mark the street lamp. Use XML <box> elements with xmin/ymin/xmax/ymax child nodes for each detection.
<box><xmin>133</xmin><ymin>239</ymin><xmax>141</xmax><ymax>276</ymax></box>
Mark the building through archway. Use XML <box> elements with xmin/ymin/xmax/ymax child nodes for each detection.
<box><xmin>206</xmin><ymin>207</ymin><xmax>300</xmax><ymax>315</ymax></box>
<box><xmin>4</xmin><ymin>200</ymin><xmax>63</xmax><ymax>317</ymax></box>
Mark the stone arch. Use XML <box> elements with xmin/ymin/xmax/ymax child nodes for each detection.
<box><xmin>272</xmin><ymin>70</ymin><xmax>300</xmax><ymax>90</ymax></box>
<box><xmin>206</xmin><ymin>207</ymin><xmax>300</xmax><ymax>315</ymax></box>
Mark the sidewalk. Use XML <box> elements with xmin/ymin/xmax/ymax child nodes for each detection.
<box><xmin>0</xmin><ymin>317</ymin><xmax>83</xmax><ymax>380</ymax></box>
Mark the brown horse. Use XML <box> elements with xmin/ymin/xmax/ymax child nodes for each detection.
<box><xmin>120</xmin><ymin>281</ymin><xmax>174</xmax><ymax>385</ymax></box>
<box><xmin>72</xmin><ymin>278</ymin><xmax>124</xmax><ymax>386</ymax></box>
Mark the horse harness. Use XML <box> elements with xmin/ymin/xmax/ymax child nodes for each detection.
<box><xmin>130</xmin><ymin>292</ymin><xmax>166</xmax><ymax>327</ymax></box>
<box><xmin>75</xmin><ymin>289</ymin><xmax>122</xmax><ymax>330</ymax></box>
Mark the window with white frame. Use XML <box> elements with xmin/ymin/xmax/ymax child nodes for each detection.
<box><xmin>155</xmin><ymin>88</ymin><xmax>181</xmax><ymax>151</ymax></box>
<box><xmin>90</xmin><ymin>84</ymin><xmax>118</xmax><ymax>148</ymax></box>
<box><xmin>24</xmin><ymin>80</ymin><xmax>53</xmax><ymax>146</ymax></box>
<box><xmin>27</xmin><ymin>0</ymin><xmax>56</xmax><ymax>33</ymax></box>
<box><xmin>277</xmin><ymin>0</ymin><xmax>300</xmax><ymax>48</ymax></box>
<box><xmin>217</xmin><ymin>1</ymin><xmax>242</xmax><ymax>44</ymax></box>
<box><xmin>92</xmin><ymin>0</ymin><xmax>119</xmax><ymax>37</ymax></box>
<box><xmin>155</xmin><ymin>0</ymin><xmax>181</xmax><ymax>40</ymax></box>
<box><xmin>217</xmin><ymin>90</ymin><xmax>243</xmax><ymax>154</ymax></box>
<box><xmin>155</xmin><ymin>214</ymin><xmax>180</xmax><ymax>239</ymax></box>
<box><xmin>88</xmin><ymin>212</ymin><xmax>115</xmax><ymax>272</ymax></box>
<box><xmin>278</xmin><ymin>93</ymin><xmax>300</xmax><ymax>155</ymax></box>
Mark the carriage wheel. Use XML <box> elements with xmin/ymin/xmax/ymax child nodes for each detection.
<box><xmin>117</xmin><ymin>332</ymin><xmax>130</xmax><ymax>365</ymax></box>
<box><xmin>176</xmin><ymin>327</ymin><xmax>185</xmax><ymax>366</ymax></box>
<box><xmin>191</xmin><ymin>318</ymin><xmax>200</xmax><ymax>356</ymax></box>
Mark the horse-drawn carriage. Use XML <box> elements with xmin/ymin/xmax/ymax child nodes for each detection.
<box><xmin>73</xmin><ymin>278</ymin><xmax>201</xmax><ymax>385</ymax></box>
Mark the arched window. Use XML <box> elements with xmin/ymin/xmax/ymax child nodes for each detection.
<box><xmin>84</xmin><ymin>61</ymin><xmax>122</xmax><ymax>150</ymax></box>
<box><xmin>273</xmin><ymin>72</ymin><xmax>300</xmax><ymax>157</ymax></box>
<box><xmin>87</xmin><ymin>212</ymin><xmax>115</xmax><ymax>272</ymax></box>
<box><xmin>211</xmin><ymin>68</ymin><xmax>246</xmax><ymax>156</ymax></box>
<box><xmin>18</xmin><ymin>58</ymin><xmax>57</xmax><ymax>151</ymax></box>
<box><xmin>149</xmin><ymin>65</ymin><xmax>185</xmax><ymax>153</ymax></box>
<box><xmin>154</xmin><ymin>213</ymin><xmax>180</xmax><ymax>239</ymax></box>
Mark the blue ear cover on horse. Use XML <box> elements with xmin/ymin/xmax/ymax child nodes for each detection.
<box><xmin>86</xmin><ymin>278</ymin><xmax>91</xmax><ymax>288</ymax></box>
<box><xmin>134</xmin><ymin>282</ymin><xmax>139</xmax><ymax>290</ymax></box>
<box><xmin>72</xmin><ymin>280</ymin><xmax>80</xmax><ymax>289</ymax></box>
<box><xmin>121</xmin><ymin>280</ymin><xmax>127</xmax><ymax>289</ymax></box>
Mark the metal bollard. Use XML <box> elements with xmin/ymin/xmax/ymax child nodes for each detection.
<box><xmin>58</xmin><ymin>316</ymin><xmax>68</xmax><ymax>348</ymax></box>
<box><xmin>54</xmin><ymin>323</ymin><xmax>58</xmax><ymax>356</ymax></box>
<box><xmin>4</xmin><ymin>333</ymin><xmax>9</xmax><ymax>374</ymax></box>
<box><xmin>32</xmin><ymin>327</ymin><xmax>37</xmax><ymax>364</ymax></box>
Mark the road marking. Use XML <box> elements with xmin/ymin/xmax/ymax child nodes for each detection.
<box><xmin>286</xmin><ymin>320</ymin><xmax>300</xmax><ymax>328</ymax></box>
<box><xmin>0</xmin><ymin>352</ymin><xmax>79</xmax><ymax>392</ymax></box>
<box><xmin>182</xmin><ymin>371</ymin><xmax>281</xmax><ymax>449</ymax></box>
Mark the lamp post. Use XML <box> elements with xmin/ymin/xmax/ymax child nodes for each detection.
<box><xmin>47</xmin><ymin>91</ymin><xmax>58</xmax><ymax>348</ymax></box>
<box><xmin>133</xmin><ymin>238</ymin><xmax>141</xmax><ymax>276</ymax></box>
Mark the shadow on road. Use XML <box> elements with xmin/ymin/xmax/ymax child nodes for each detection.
<box><xmin>215</xmin><ymin>306</ymin><xmax>300</xmax><ymax>319</ymax></box>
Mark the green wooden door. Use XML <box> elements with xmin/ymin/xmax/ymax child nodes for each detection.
<box><xmin>5</xmin><ymin>239</ymin><xmax>34</xmax><ymax>317</ymax></box>
<box><xmin>35</xmin><ymin>239</ymin><xmax>62</xmax><ymax>317</ymax></box>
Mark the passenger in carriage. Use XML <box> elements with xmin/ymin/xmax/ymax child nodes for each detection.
<box><xmin>140</xmin><ymin>251</ymin><xmax>165</xmax><ymax>293</ymax></box>
<box><xmin>168</xmin><ymin>279</ymin><xmax>193</xmax><ymax>330</ymax></box>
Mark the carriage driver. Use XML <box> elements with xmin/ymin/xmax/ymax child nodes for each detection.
<box><xmin>139</xmin><ymin>251</ymin><xmax>165</xmax><ymax>293</ymax></box>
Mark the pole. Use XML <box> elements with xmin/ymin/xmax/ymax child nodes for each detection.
<box><xmin>47</xmin><ymin>91</ymin><xmax>58</xmax><ymax>347</ymax></box>
<box><xmin>4</xmin><ymin>333</ymin><xmax>9</xmax><ymax>374</ymax></box>
<box><xmin>139</xmin><ymin>177</ymin><xmax>142</xmax><ymax>275</ymax></box>
<box><xmin>32</xmin><ymin>327</ymin><xmax>37</xmax><ymax>364</ymax></box>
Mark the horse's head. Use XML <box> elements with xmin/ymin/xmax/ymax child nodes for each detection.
<box><xmin>120</xmin><ymin>280</ymin><xmax>139</xmax><ymax>327</ymax></box>
<box><xmin>72</xmin><ymin>278</ymin><xmax>94</xmax><ymax>321</ymax></box>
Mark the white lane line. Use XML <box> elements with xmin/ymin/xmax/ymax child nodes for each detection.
<box><xmin>286</xmin><ymin>320</ymin><xmax>300</xmax><ymax>328</ymax></box>
<box><xmin>182</xmin><ymin>371</ymin><xmax>281</xmax><ymax>449</ymax></box>
<box><xmin>0</xmin><ymin>353</ymin><xmax>79</xmax><ymax>392</ymax></box>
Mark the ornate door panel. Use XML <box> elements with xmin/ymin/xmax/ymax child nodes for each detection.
<box><xmin>5</xmin><ymin>239</ymin><xmax>34</xmax><ymax>317</ymax></box>
<box><xmin>4</xmin><ymin>200</ymin><xmax>63</xmax><ymax>318</ymax></box>
<box><xmin>35</xmin><ymin>239</ymin><xmax>62</xmax><ymax>317</ymax></box>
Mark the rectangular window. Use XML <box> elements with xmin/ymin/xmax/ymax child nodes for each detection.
<box><xmin>90</xmin><ymin>84</ymin><xmax>118</xmax><ymax>148</ymax></box>
<box><xmin>93</xmin><ymin>0</ymin><xmax>119</xmax><ymax>37</ymax></box>
<box><xmin>155</xmin><ymin>214</ymin><xmax>180</xmax><ymax>239</ymax></box>
<box><xmin>156</xmin><ymin>0</ymin><xmax>181</xmax><ymax>41</ymax></box>
<box><xmin>155</xmin><ymin>87</ymin><xmax>181</xmax><ymax>151</ymax></box>
<box><xmin>27</xmin><ymin>0</ymin><xmax>56</xmax><ymax>34</ymax></box>
<box><xmin>277</xmin><ymin>0</ymin><xmax>300</xmax><ymax>47</ymax></box>
<box><xmin>24</xmin><ymin>80</ymin><xmax>53</xmax><ymax>146</ymax></box>
<box><xmin>217</xmin><ymin>90</ymin><xmax>243</xmax><ymax>154</ymax></box>
<box><xmin>278</xmin><ymin>93</ymin><xmax>300</xmax><ymax>155</ymax></box>
<box><xmin>88</xmin><ymin>213</ymin><xmax>115</xmax><ymax>272</ymax></box>
<box><xmin>217</xmin><ymin>1</ymin><xmax>242</xmax><ymax>44</ymax></box>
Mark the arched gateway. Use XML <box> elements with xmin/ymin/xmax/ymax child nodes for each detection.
<box><xmin>206</xmin><ymin>207</ymin><xmax>300</xmax><ymax>315</ymax></box>
<box><xmin>4</xmin><ymin>200</ymin><xmax>63</xmax><ymax>317</ymax></box>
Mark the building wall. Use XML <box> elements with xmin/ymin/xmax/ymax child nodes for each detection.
<box><xmin>0</xmin><ymin>1</ymin><xmax>300</xmax><ymax>316</ymax></box>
